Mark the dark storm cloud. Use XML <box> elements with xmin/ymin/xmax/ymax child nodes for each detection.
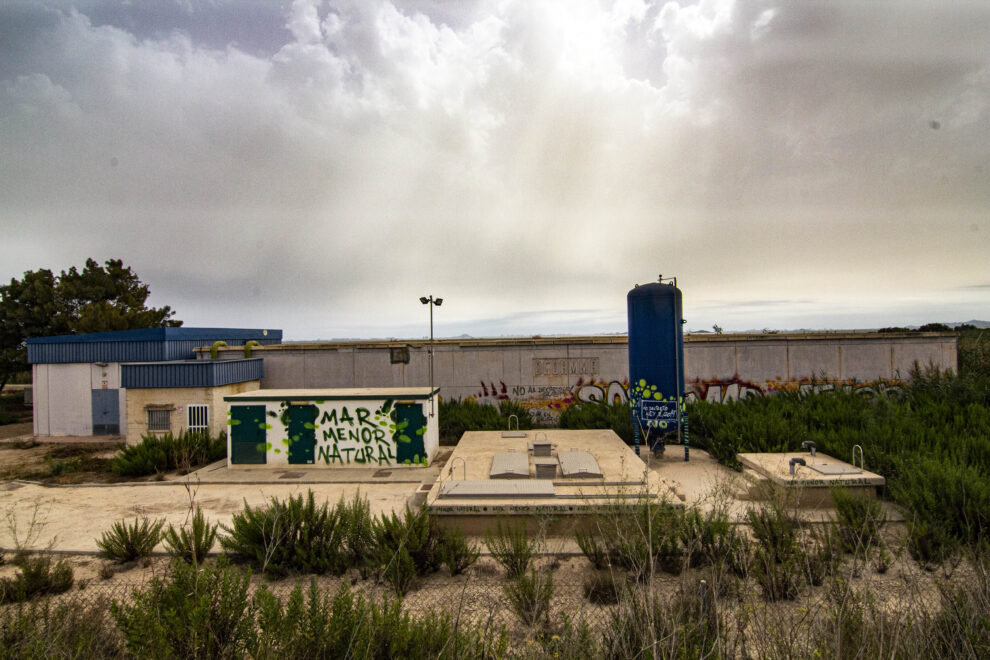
<box><xmin>1</xmin><ymin>1</ymin><xmax>988</xmax><ymax>339</ymax></box>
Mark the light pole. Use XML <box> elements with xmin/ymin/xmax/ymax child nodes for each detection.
<box><xmin>419</xmin><ymin>295</ymin><xmax>443</xmax><ymax>416</ymax></box>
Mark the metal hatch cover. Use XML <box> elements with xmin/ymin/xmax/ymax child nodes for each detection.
<box><xmin>558</xmin><ymin>449</ymin><xmax>603</xmax><ymax>478</ymax></box>
<box><xmin>490</xmin><ymin>451</ymin><xmax>530</xmax><ymax>479</ymax></box>
<box><xmin>807</xmin><ymin>462</ymin><xmax>863</xmax><ymax>475</ymax></box>
<box><xmin>439</xmin><ymin>480</ymin><xmax>555</xmax><ymax>498</ymax></box>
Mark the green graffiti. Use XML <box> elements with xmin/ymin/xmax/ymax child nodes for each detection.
<box><xmin>227</xmin><ymin>419</ymin><xmax>240</xmax><ymax>426</ymax></box>
<box><xmin>415</xmin><ymin>427</ymin><xmax>426</xmax><ymax>436</ymax></box>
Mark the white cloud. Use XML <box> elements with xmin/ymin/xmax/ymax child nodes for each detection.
<box><xmin>0</xmin><ymin>0</ymin><xmax>988</xmax><ymax>339</ymax></box>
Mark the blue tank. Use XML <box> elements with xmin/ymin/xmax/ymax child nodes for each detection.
<box><xmin>627</xmin><ymin>278</ymin><xmax>685</xmax><ymax>452</ymax></box>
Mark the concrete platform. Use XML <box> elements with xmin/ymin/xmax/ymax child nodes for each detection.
<box><xmin>426</xmin><ymin>430</ymin><xmax>663</xmax><ymax>535</ymax></box>
<box><xmin>738</xmin><ymin>452</ymin><xmax>885</xmax><ymax>508</ymax></box>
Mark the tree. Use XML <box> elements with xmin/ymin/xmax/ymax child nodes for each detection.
<box><xmin>0</xmin><ymin>259</ymin><xmax>181</xmax><ymax>392</ymax></box>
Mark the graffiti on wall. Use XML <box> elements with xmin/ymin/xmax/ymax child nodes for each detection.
<box><xmin>263</xmin><ymin>399</ymin><xmax>426</xmax><ymax>466</ymax></box>
<box><xmin>470</xmin><ymin>373</ymin><xmax>904</xmax><ymax>420</ymax></box>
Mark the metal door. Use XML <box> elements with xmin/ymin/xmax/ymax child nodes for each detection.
<box><xmin>287</xmin><ymin>404</ymin><xmax>317</xmax><ymax>465</ymax></box>
<box><xmin>230</xmin><ymin>405</ymin><xmax>267</xmax><ymax>464</ymax></box>
<box><xmin>394</xmin><ymin>403</ymin><xmax>426</xmax><ymax>465</ymax></box>
<box><xmin>91</xmin><ymin>389</ymin><xmax>120</xmax><ymax>435</ymax></box>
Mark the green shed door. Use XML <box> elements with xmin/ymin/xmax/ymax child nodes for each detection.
<box><xmin>230</xmin><ymin>406</ymin><xmax>267</xmax><ymax>465</ymax></box>
<box><xmin>394</xmin><ymin>403</ymin><xmax>426</xmax><ymax>465</ymax></box>
<box><xmin>287</xmin><ymin>404</ymin><xmax>317</xmax><ymax>465</ymax></box>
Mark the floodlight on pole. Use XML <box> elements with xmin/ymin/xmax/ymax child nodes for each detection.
<box><xmin>420</xmin><ymin>295</ymin><xmax>442</xmax><ymax>416</ymax></box>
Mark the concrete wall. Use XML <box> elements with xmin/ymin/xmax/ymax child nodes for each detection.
<box><xmin>32</xmin><ymin>363</ymin><xmax>108</xmax><ymax>436</ymax></box>
<box><xmin>203</xmin><ymin>332</ymin><xmax>956</xmax><ymax>424</ymax></box>
<box><xmin>124</xmin><ymin>380</ymin><xmax>260</xmax><ymax>445</ymax></box>
<box><xmin>228</xmin><ymin>394</ymin><xmax>438</xmax><ymax>468</ymax></box>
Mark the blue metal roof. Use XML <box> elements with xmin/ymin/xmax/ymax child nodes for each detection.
<box><xmin>122</xmin><ymin>359</ymin><xmax>264</xmax><ymax>389</ymax></box>
<box><xmin>27</xmin><ymin>328</ymin><xmax>281</xmax><ymax>364</ymax></box>
<box><xmin>28</xmin><ymin>327</ymin><xmax>280</xmax><ymax>344</ymax></box>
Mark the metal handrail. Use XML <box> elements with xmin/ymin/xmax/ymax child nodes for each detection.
<box><xmin>448</xmin><ymin>456</ymin><xmax>466</xmax><ymax>481</ymax></box>
<box><xmin>852</xmin><ymin>445</ymin><xmax>864</xmax><ymax>470</ymax></box>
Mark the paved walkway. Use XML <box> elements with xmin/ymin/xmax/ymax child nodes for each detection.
<box><xmin>0</xmin><ymin>468</ymin><xmax>427</xmax><ymax>554</ymax></box>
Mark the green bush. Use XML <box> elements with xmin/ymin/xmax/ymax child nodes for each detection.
<box><xmin>163</xmin><ymin>506</ymin><xmax>217</xmax><ymax>564</ymax></box>
<box><xmin>906</xmin><ymin>517</ymin><xmax>960</xmax><ymax>570</ymax></box>
<box><xmin>220</xmin><ymin>491</ymin><xmax>350</xmax><ymax>578</ymax></box>
<box><xmin>251</xmin><ymin>580</ymin><xmax>508</xmax><ymax>659</ymax></box>
<box><xmin>831</xmin><ymin>487</ymin><xmax>887</xmax><ymax>553</ymax></box>
<box><xmin>96</xmin><ymin>517</ymin><xmax>164</xmax><ymax>563</ymax></box>
<box><xmin>438</xmin><ymin>398</ymin><xmax>533</xmax><ymax>445</ymax></box>
<box><xmin>585</xmin><ymin>499</ymin><xmax>685</xmax><ymax>579</ymax></box>
<box><xmin>689</xmin><ymin>369</ymin><xmax>990</xmax><ymax>557</ymax></box>
<box><xmin>371</xmin><ymin>506</ymin><xmax>454</xmax><ymax>595</ymax></box>
<box><xmin>111</xmin><ymin>430</ymin><xmax>227</xmax><ymax>477</ymax></box>
<box><xmin>0</xmin><ymin>594</ymin><xmax>122</xmax><ymax>657</ymax></box>
<box><xmin>680</xmin><ymin>505</ymin><xmax>744</xmax><ymax>569</ymax></box>
<box><xmin>747</xmin><ymin>501</ymin><xmax>803</xmax><ymax>601</ymax></box>
<box><xmin>112</xmin><ymin>556</ymin><xmax>254</xmax><ymax>659</ymax></box>
<box><xmin>440</xmin><ymin>527</ymin><xmax>480</xmax><ymax>575</ymax></box>
<box><xmin>373</xmin><ymin>506</ymin><xmax>445</xmax><ymax>577</ymax></box>
<box><xmin>601</xmin><ymin>586</ymin><xmax>722</xmax><ymax>659</ymax></box>
<box><xmin>381</xmin><ymin>546</ymin><xmax>418</xmax><ymax>597</ymax></box>
<box><xmin>0</xmin><ymin>554</ymin><xmax>74</xmax><ymax>605</ymax></box>
<box><xmin>583</xmin><ymin>570</ymin><xmax>622</xmax><ymax>605</ymax></box>
<box><xmin>338</xmin><ymin>492</ymin><xmax>374</xmax><ymax>575</ymax></box>
<box><xmin>801</xmin><ymin>523</ymin><xmax>842</xmax><ymax>587</ymax></box>
<box><xmin>505</xmin><ymin>568</ymin><xmax>554</xmax><ymax>627</ymax></box>
<box><xmin>559</xmin><ymin>401</ymin><xmax>634</xmax><ymax>443</ymax></box>
<box><xmin>485</xmin><ymin>519</ymin><xmax>539</xmax><ymax>579</ymax></box>
<box><xmin>576</xmin><ymin>529</ymin><xmax>609</xmax><ymax>569</ymax></box>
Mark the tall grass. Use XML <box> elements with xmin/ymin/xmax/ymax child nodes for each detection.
<box><xmin>559</xmin><ymin>401</ymin><xmax>634</xmax><ymax>443</ymax></box>
<box><xmin>689</xmin><ymin>368</ymin><xmax>990</xmax><ymax>555</ymax></box>
<box><xmin>438</xmin><ymin>399</ymin><xmax>533</xmax><ymax>445</ymax></box>
<box><xmin>111</xmin><ymin>430</ymin><xmax>227</xmax><ymax>477</ymax></box>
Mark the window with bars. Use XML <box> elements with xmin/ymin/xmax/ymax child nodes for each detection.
<box><xmin>147</xmin><ymin>408</ymin><xmax>171</xmax><ymax>432</ymax></box>
<box><xmin>187</xmin><ymin>404</ymin><xmax>209</xmax><ymax>432</ymax></box>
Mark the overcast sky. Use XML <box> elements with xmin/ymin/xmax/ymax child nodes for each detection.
<box><xmin>1</xmin><ymin>0</ymin><xmax>988</xmax><ymax>340</ymax></box>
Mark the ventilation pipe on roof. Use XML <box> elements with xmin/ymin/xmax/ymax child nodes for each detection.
<box><xmin>789</xmin><ymin>457</ymin><xmax>806</xmax><ymax>476</ymax></box>
<box><xmin>243</xmin><ymin>340</ymin><xmax>260</xmax><ymax>358</ymax></box>
<box><xmin>210</xmin><ymin>341</ymin><xmax>227</xmax><ymax>359</ymax></box>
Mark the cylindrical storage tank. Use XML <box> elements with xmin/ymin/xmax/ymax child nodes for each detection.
<box><xmin>627</xmin><ymin>280</ymin><xmax>685</xmax><ymax>442</ymax></box>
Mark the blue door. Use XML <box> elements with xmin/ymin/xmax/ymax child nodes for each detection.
<box><xmin>91</xmin><ymin>389</ymin><xmax>120</xmax><ymax>435</ymax></box>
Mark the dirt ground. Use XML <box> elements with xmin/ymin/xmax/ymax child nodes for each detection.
<box><xmin>0</xmin><ymin>441</ymin><xmax>125</xmax><ymax>483</ymax></box>
<box><xmin>0</xmin><ymin>479</ymin><xmax>420</xmax><ymax>554</ymax></box>
<box><xmin>0</xmin><ymin>422</ymin><xmax>33</xmax><ymax>440</ymax></box>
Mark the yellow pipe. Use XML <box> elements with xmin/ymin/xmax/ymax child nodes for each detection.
<box><xmin>243</xmin><ymin>340</ymin><xmax>260</xmax><ymax>358</ymax></box>
<box><xmin>210</xmin><ymin>341</ymin><xmax>227</xmax><ymax>359</ymax></box>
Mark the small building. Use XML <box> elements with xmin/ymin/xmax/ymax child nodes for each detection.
<box><xmin>28</xmin><ymin>327</ymin><xmax>281</xmax><ymax>443</ymax></box>
<box><xmin>224</xmin><ymin>387</ymin><xmax>440</xmax><ymax>468</ymax></box>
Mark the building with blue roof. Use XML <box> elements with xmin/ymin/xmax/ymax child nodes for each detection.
<box><xmin>28</xmin><ymin>327</ymin><xmax>281</xmax><ymax>442</ymax></box>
